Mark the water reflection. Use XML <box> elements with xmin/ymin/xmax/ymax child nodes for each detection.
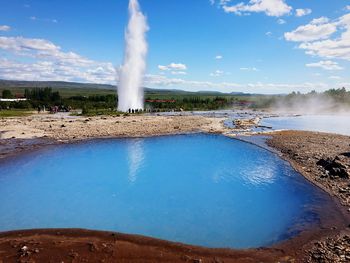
<box><xmin>127</xmin><ymin>139</ymin><xmax>145</xmax><ymax>183</ymax></box>
<box><xmin>212</xmin><ymin>159</ymin><xmax>277</xmax><ymax>186</ymax></box>
<box><xmin>240</xmin><ymin>163</ymin><xmax>277</xmax><ymax>186</ymax></box>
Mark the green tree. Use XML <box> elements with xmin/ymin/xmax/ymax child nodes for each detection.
<box><xmin>2</xmin><ymin>90</ymin><xmax>13</xmax><ymax>99</ymax></box>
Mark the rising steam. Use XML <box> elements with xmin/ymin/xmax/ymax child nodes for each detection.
<box><xmin>118</xmin><ymin>0</ymin><xmax>149</xmax><ymax>112</ymax></box>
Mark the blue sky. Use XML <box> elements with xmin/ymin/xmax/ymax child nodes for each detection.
<box><xmin>0</xmin><ymin>0</ymin><xmax>350</xmax><ymax>94</ymax></box>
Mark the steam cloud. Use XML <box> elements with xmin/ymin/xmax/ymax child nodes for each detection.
<box><xmin>272</xmin><ymin>95</ymin><xmax>350</xmax><ymax>115</ymax></box>
<box><xmin>118</xmin><ymin>0</ymin><xmax>149</xmax><ymax>112</ymax></box>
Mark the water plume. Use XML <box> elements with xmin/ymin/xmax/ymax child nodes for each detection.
<box><xmin>118</xmin><ymin>0</ymin><xmax>149</xmax><ymax>112</ymax></box>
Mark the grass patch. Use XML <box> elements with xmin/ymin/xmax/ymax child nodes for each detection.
<box><xmin>0</xmin><ymin>110</ymin><xmax>33</xmax><ymax>118</ymax></box>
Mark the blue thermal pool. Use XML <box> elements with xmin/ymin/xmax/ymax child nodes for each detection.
<box><xmin>0</xmin><ymin>134</ymin><xmax>329</xmax><ymax>248</ymax></box>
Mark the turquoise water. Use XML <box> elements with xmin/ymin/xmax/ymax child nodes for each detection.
<box><xmin>0</xmin><ymin>135</ymin><xmax>327</xmax><ymax>248</ymax></box>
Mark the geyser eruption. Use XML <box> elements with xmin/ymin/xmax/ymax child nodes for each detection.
<box><xmin>118</xmin><ymin>0</ymin><xmax>149</xmax><ymax>112</ymax></box>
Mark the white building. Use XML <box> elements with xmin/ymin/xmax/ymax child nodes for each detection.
<box><xmin>0</xmin><ymin>98</ymin><xmax>27</xmax><ymax>102</ymax></box>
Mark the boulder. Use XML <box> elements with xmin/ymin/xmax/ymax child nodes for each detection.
<box><xmin>316</xmin><ymin>156</ymin><xmax>349</xmax><ymax>179</ymax></box>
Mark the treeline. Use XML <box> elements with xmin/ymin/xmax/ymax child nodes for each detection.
<box><xmin>4</xmin><ymin>86</ymin><xmax>348</xmax><ymax>113</ymax></box>
<box><xmin>0</xmin><ymin>88</ymin><xmax>117</xmax><ymax>112</ymax></box>
<box><xmin>24</xmin><ymin>88</ymin><xmax>61</xmax><ymax>103</ymax></box>
<box><xmin>145</xmin><ymin>96</ymin><xmax>239</xmax><ymax>111</ymax></box>
<box><xmin>252</xmin><ymin>88</ymin><xmax>350</xmax><ymax>109</ymax></box>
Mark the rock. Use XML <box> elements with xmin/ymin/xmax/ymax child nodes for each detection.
<box><xmin>316</xmin><ymin>157</ymin><xmax>349</xmax><ymax>179</ymax></box>
<box><xmin>69</xmin><ymin>252</ymin><xmax>79</xmax><ymax>258</ymax></box>
<box><xmin>21</xmin><ymin>245</ymin><xmax>28</xmax><ymax>252</ymax></box>
<box><xmin>88</xmin><ymin>242</ymin><xmax>98</xmax><ymax>252</ymax></box>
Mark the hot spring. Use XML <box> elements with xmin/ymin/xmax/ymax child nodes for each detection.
<box><xmin>0</xmin><ymin>134</ymin><xmax>329</xmax><ymax>248</ymax></box>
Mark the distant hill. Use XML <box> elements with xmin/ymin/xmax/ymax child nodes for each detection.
<box><xmin>0</xmin><ymin>79</ymin><xmax>256</xmax><ymax>97</ymax></box>
<box><xmin>0</xmin><ymin>79</ymin><xmax>116</xmax><ymax>90</ymax></box>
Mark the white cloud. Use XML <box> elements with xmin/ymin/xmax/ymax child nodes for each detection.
<box><xmin>158</xmin><ymin>65</ymin><xmax>168</xmax><ymax>71</ymax></box>
<box><xmin>285</xmin><ymin>13</ymin><xmax>350</xmax><ymax>61</ymax></box>
<box><xmin>30</xmin><ymin>16</ymin><xmax>58</xmax><ymax>23</ymax></box>
<box><xmin>277</xmin><ymin>18</ymin><xmax>286</xmax><ymax>24</ymax></box>
<box><xmin>240</xmin><ymin>67</ymin><xmax>259</xmax><ymax>71</ymax></box>
<box><xmin>0</xmin><ymin>25</ymin><xmax>11</xmax><ymax>31</ymax></box>
<box><xmin>329</xmin><ymin>76</ymin><xmax>341</xmax><ymax>80</ymax></box>
<box><xmin>221</xmin><ymin>0</ymin><xmax>292</xmax><ymax>17</ymax></box>
<box><xmin>266</xmin><ymin>31</ymin><xmax>272</xmax><ymax>36</ymax></box>
<box><xmin>171</xmin><ymin>71</ymin><xmax>187</xmax><ymax>75</ymax></box>
<box><xmin>158</xmin><ymin>63</ymin><xmax>187</xmax><ymax>71</ymax></box>
<box><xmin>0</xmin><ymin>36</ymin><xmax>93</xmax><ymax>66</ymax></box>
<box><xmin>210</xmin><ymin>70</ymin><xmax>224</xmax><ymax>77</ymax></box>
<box><xmin>311</xmin><ymin>17</ymin><xmax>330</xmax><ymax>24</ymax></box>
<box><xmin>295</xmin><ymin>8</ymin><xmax>312</xmax><ymax>17</ymax></box>
<box><xmin>0</xmin><ymin>36</ymin><xmax>116</xmax><ymax>84</ymax></box>
<box><xmin>144</xmin><ymin>74</ymin><xmax>332</xmax><ymax>93</ymax></box>
<box><xmin>284</xmin><ymin>17</ymin><xmax>337</xmax><ymax>42</ymax></box>
<box><xmin>305</xmin><ymin>60</ymin><xmax>343</xmax><ymax>71</ymax></box>
<box><xmin>215</xmin><ymin>55</ymin><xmax>223</xmax><ymax>59</ymax></box>
<box><xmin>345</xmin><ymin>6</ymin><xmax>350</xmax><ymax>11</ymax></box>
<box><xmin>0</xmin><ymin>58</ymin><xmax>116</xmax><ymax>84</ymax></box>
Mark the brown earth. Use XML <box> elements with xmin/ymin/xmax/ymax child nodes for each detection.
<box><xmin>0</xmin><ymin>229</ymin><xmax>299</xmax><ymax>263</ymax></box>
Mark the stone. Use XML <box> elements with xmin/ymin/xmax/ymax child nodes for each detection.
<box><xmin>21</xmin><ymin>245</ymin><xmax>28</xmax><ymax>252</ymax></box>
<box><xmin>317</xmin><ymin>157</ymin><xmax>349</xmax><ymax>178</ymax></box>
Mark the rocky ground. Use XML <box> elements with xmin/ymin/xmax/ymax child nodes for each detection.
<box><xmin>0</xmin><ymin>113</ymin><xmax>225</xmax><ymax>141</ymax></box>
<box><xmin>306</xmin><ymin>235</ymin><xmax>350</xmax><ymax>262</ymax></box>
<box><xmin>267</xmin><ymin>131</ymin><xmax>350</xmax><ymax>262</ymax></box>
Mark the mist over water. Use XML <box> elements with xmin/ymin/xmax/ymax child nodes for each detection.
<box><xmin>260</xmin><ymin>91</ymin><xmax>350</xmax><ymax>135</ymax></box>
<box><xmin>118</xmin><ymin>0</ymin><xmax>149</xmax><ymax>112</ymax></box>
<box><xmin>272</xmin><ymin>94</ymin><xmax>350</xmax><ymax>115</ymax></box>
